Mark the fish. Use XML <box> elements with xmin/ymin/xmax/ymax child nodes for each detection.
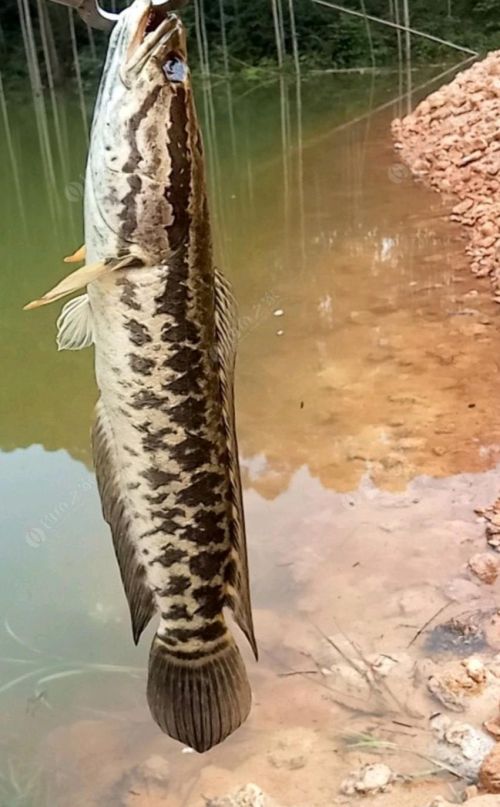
<box><xmin>24</xmin><ymin>0</ymin><xmax>257</xmax><ymax>752</ymax></box>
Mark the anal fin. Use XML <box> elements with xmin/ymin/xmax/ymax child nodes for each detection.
<box><xmin>92</xmin><ymin>400</ymin><xmax>156</xmax><ymax>643</ymax></box>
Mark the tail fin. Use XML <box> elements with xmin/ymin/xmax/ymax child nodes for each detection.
<box><xmin>147</xmin><ymin>634</ymin><xmax>252</xmax><ymax>752</ymax></box>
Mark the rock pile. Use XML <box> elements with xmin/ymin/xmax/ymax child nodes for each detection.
<box><xmin>392</xmin><ymin>52</ymin><xmax>500</xmax><ymax>296</ymax></box>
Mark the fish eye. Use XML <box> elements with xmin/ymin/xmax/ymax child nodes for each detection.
<box><xmin>163</xmin><ymin>54</ymin><xmax>186</xmax><ymax>83</ymax></box>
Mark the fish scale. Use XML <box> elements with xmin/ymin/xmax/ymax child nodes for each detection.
<box><xmin>25</xmin><ymin>0</ymin><xmax>256</xmax><ymax>753</ymax></box>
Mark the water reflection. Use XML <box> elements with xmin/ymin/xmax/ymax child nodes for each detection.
<box><xmin>2</xmin><ymin>67</ymin><xmax>500</xmax><ymax>805</ymax></box>
<box><xmin>0</xmin><ymin>447</ymin><xmax>129</xmax><ymax>654</ymax></box>
<box><xmin>5</xmin><ymin>69</ymin><xmax>496</xmax><ymax>490</ymax></box>
<box><xmin>3</xmin><ymin>447</ymin><xmax>500</xmax><ymax>805</ymax></box>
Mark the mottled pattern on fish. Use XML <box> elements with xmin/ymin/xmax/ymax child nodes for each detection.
<box><xmin>81</xmin><ymin>0</ymin><xmax>256</xmax><ymax>750</ymax></box>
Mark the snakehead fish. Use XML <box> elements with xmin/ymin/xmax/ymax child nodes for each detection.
<box><xmin>24</xmin><ymin>0</ymin><xmax>257</xmax><ymax>752</ymax></box>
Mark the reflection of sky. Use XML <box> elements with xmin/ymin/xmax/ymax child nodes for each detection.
<box><xmin>0</xmin><ymin>446</ymin><xmax>137</xmax><ymax>663</ymax></box>
<box><xmin>0</xmin><ymin>445</ymin><xmax>298</xmax><ymax>679</ymax></box>
<box><xmin>1</xmin><ymin>445</ymin><xmax>94</xmax><ymax>546</ymax></box>
<box><xmin>380</xmin><ymin>236</ymin><xmax>396</xmax><ymax>262</ymax></box>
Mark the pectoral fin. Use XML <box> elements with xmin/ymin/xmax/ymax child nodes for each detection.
<box><xmin>23</xmin><ymin>256</ymin><xmax>132</xmax><ymax>311</ymax></box>
<box><xmin>57</xmin><ymin>294</ymin><xmax>94</xmax><ymax>351</ymax></box>
<box><xmin>64</xmin><ymin>245</ymin><xmax>86</xmax><ymax>264</ymax></box>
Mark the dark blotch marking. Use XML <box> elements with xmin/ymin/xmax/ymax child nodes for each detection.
<box><xmin>189</xmin><ymin>549</ymin><xmax>227</xmax><ymax>581</ymax></box>
<box><xmin>162</xmin><ymin>603</ymin><xmax>191</xmax><ymax>621</ymax></box>
<box><xmin>165</xmin><ymin>372</ymin><xmax>203</xmax><ymax>398</ymax></box>
<box><xmin>160</xmin><ymin>319</ymin><xmax>198</xmax><ymax>344</ymax></box>
<box><xmin>167</xmin><ymin>620</ymin><xmax>226</xmax><ymax>643</ymax></box>
<box><xmin>161</xmin><ymin>574</ymin><xmax>191</xmax><ymax>596</ymax></box>
<box><xmin>145</xmin><ymin>492</ymin><xmax>167</xmax><ymax>506</ymax></box>
<box><xmin>150</xmin><ymin>517</ymin><xmax>184</xmax><ymax>536</ymax></box>
<box><xmin>155</xmin><ymin>262</ymin><xmax>192</xmax><ymax>325</ymax></box>
<box><xmin>116</xmin><ymin>277</ymin><xmax>141</xmax><ymax>312</ymax></box>
<box><xmin>130</xmin><ymin>389</ymin><xmax>167</xmax><ymax>410</ymax></box>
<box><xmin>165</xmin><ymin>345</ymin><xmax>203</xmax><ymax>374</ymax></box>
<box><xmin>144</xmin><ymin>505</ymin><xmax>184</xmax><ymax>535</ymax></box>
<box><xmin>192</xmin><ymin>583</ymin><xmax>225</xmax><ymax>619</ymax></box>
<box><xmin>165</xmin><ymin>87</ymin><xmax>191</xmax><ymax>252</ymax></box>
<box><xmin>179</xmin><ymin>473</ymin><xmax>224</xmax><ymax>508</ymax></box>
<box><xmin>124</xmin><ymin>319</ymin><xmax>152</xmax><ymax>346</ymax></box>
<box><xmin>140</xmin><ymin>426</ymin><xmax>172</xmax><ymax>452</ymax></box>
<box><xmin>155</xmin><ymin>638</ymin><xmax>227</xmax><ymax>660</ymax></box>
<box><xmin>184</xmin><ymin>508</ymin><xmax>226</xmax><ymax>545</ymax></box>
<box><xmin>119</xmin><ymin>85</ymin><xmax>162</xmax><ymax>243</ymax></box>
<box><xmin>129</xmin><ymin>353</ymin><xmax>155</xmax><ymax>376</ymax></box>
<box><xmin>168</xmin><ymin>395</ymin><xmax>206</xmax><ymax>432</ymax></box>
<box><xmin>174</xmin><ymin>434</ymin><xmax>212</xmax><ymax>469</ymax></box>
<box><xmin>120</xmin><ymin>174</ymin><xmax>142</xmax><ymax>241</ymax></box>
<box><xmin>152</xmin><ymin>546</ymin><xmax>188</xmax><ymax>567</ymax></box>
<box><xmin>122</xmin><ymin>85</ymin><xmax>162</xmax><ymax>176</ymax></box>
<box><xmin>141</xmin><ymin>467</ymin><xmax>177</xmax><ymax>490</ymax></box>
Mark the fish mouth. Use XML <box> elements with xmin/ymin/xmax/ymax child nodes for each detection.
<box><xmin>121</xmin><ymin>1</ymin><xmax>185</xmax><ymax>85</ymax></box>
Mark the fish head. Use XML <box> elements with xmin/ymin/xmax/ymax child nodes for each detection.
<box><xmin>122</xmin><ymin>0</ymin><xmax>189</xmax><ymax>91</ymax></box>
<box><xmin>86</xmin><ymin>0</ymin><xmax>205</xmax><ymax>265</ymax></box>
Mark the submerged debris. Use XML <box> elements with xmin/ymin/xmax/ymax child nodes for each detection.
<box><xmin>392</xmin><ymin>51</ymin><xmax>500</xmax><ymax>295</ymax></box>
<box><xmin>266</xmin><ymin>728</ymin><xmax>314</xmax><ymax>771</ymax></box>
<box><xmin>132</xmin><ymin>755</ymin><xmax>170</xmax><ymax>785</ymax></box>
<box><xmin>339</xmin><ymin>763</ymin><xmax>395</xmax><ymax>796</ymax></box>
<box><xmin>477</xmin><ymin>499</ymin><xmax>500</xmax><ymax>553</ymax></box>
<box><xmin>426</xmin><ymin>612</ymin><xmax>487</xmax><ymax>657</ymax></box>
<box><xmin>468</xmin><ymin>554</ymin><xmax>500</xmax><ymax>585</ymax></box>
<box><xmin>484</xmin><ymin>613</ymin><xmax>500</xmax><ymax>651</ymax></box>
<box><xmin>480</xmin><ymin>742</ymin><xmax>500</xmax><ymax>793</ymax></box>
<box><xmin>484</xmin><ymin>702</ymin><xmax>500</xmax><ymax>740</ymax></box>
<box><xmin>205</xmin><ymin>784</ymin><xmax>281</xmax><ymax>807</ymax></box>
<box><xmin>430</xmin><ymin>714</ymin><xmax>495</xmax><ymax>782</ymax></box>
<box><xmin>425</xmin><ymin>657</ymin><xmax>488</xmax><ymax>712</ymax></box>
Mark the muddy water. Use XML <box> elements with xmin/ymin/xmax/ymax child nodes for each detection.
<box><xmin>2</xmin><ymin>70</ymin><xmax>500</xmax><ymax>806</ymax></box>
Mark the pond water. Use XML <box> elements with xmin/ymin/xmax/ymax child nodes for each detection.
<box><xmin>2</xmin><ymin>61</ymin><xmax>500</xmax><ymax>806</ymax></box>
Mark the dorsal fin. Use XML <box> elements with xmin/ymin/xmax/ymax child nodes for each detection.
<box><xmin>214</xmin><ymin>269</ymin><xmax>258</xmax><ymax>660</ymax></box>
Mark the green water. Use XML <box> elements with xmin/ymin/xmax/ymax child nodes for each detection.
<box><xmin>3</xmin><ymin>65</ymin><xmax>500</xmax><ymax>806</ymax></box>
